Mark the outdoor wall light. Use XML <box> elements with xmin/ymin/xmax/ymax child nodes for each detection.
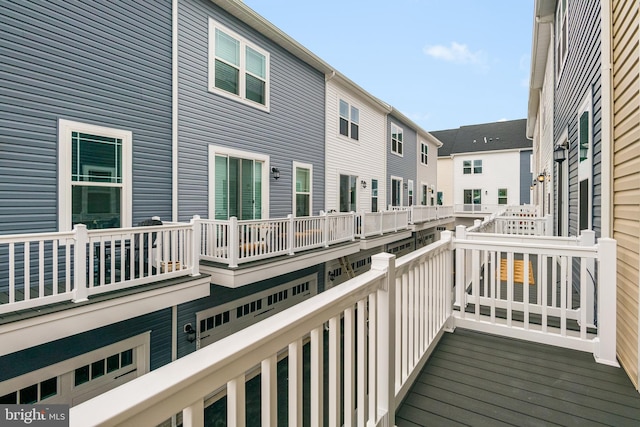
<box><xmin>403</xmin><ymin>183</ymin><xmax>408</xmax><ymax>190</ymax></box>
<box><xmin>361</xmin><ymin>180</ymin><xmax>367</xmax><ymax>189</ymax></box>
<box><xmin>184</xmin><ymin>323</ymin><xmax>196</xmax><ymax>343</ymax></box>
<box><xmin>553</xmin><ymin>145</ymin><xmax>567</xmax><ymax>163</ymax></box>
<box><xmin>271</xmin><ymin>167</ymin><xmax>280</xmax><ymax>180</ymax></box>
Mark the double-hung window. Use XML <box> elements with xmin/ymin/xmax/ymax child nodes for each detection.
<box><xmin>420</xmin><ymin>142</ymin><xmax>428</xmax><ymax>165</ymax></box>
<box><xmin>391</xmin><ymin>123</ymin><xmax>403</xmax><ymax>156</ymax></box>
<box><xmin>339</xmin><ymin>99</ymin><xmax>359</xmax><ymax>140</ymax></box>
<box><xmin>463</xmin><ymin>159</ymin><xmax>482</xmax><ymax>174</ymax></box>
<box><xmin>556</xmin><ymin>0</ymin><xmax>568</xmax><ymax>79</ymax></box>
<box><xmin>294</xmin><ymin>162</ymin><xmax>312</xmax><ymax>216</ymax></box>
<box><xmin>498</xmin><ymin>188</ymin><xmax>508</xmax><ymax>205</ymax></box>
<box><xmin>58</xmin><ymin>119</ymin><xmax>132</xmax><ymax>231</ymax></box>
<box><xmin>209</xmin><ymin>19</ymin><xmax>269</xmax><ymax>110</ymax></box>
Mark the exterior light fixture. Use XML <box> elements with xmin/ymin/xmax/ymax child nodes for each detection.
<box><xmin>271</xmin><ymin>167</ymin><xmax>280</xmax><ymax>180</ymax></box>
<box><xmin>361</xmin><ymin>180</ymin><xmax>367</xmax><ymax>189</ymax></box>
<box><xmin>537</xmin><ymin>172</ymin><xmax>546</xmax><ymax>183</ymax></box>
<box><xmin>553</xmin><ymin>145</ymin><xmax>567</xmax><ymax>163</ymax></box>
<box><xmin>184</xmin><ymin>324</ymin><xmax>196</xmax><ymax>343</ymax></box>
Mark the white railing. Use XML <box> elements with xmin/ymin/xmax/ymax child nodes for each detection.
<box><xmin>454</xmin><ymin>203</ymin><xmax>506</xmax><ymax>214</ymax></box>
<box><xmin>70</xmin><ymin>235</ymin><xmax>455</xmax><ymax>427</ymax></box>
<box><xmin>453</xmin><ymin>225</ymin><xmax>617</xmax><ymax>366</ymax></box>
<box><xmin>357</xmin><ymin>210</ymin><xmax>409</xmax><ymax>237</ymax></box>
<box><xmin>200</xmin><ymin>213</ymin><xmax>356</xmax><ymax>268</ymax></box>
<box><xmin>69</xmin><ymin>227</ymin><xmax>617</xmax><ymax>425</ymax></box>
<box><xmin>387</xmin><ymin>205</ymin><xmax>454</xmax><ymax>224</ymax></box>
<box><xmin>494</xmin><ymin>215</ymin><xmax>553</xmax><ymax>236</ymax></box>
<box><xmin>0</xmin><ymin>221</ymin><xmax>198</xmax><ymax>315</ymax></box>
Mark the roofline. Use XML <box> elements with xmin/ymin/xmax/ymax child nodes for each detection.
<box><xmin>390</xmin><ymin>107</ymin><xmax>442</xmax><ymax>147</ymax></box>
<box><xmin>211</xmin><ymin>0</ymin><xmax>392</xmax><ymax>113</ymax></box>
<box><xmin>526</xmin><ymin>0</ymin><xmax>555</xmax><ymax>138</ymax></box>
<box><xmin>438</xmin><ymin>147</ymin><xmax>533</xmax><ymax>158</ymax></box>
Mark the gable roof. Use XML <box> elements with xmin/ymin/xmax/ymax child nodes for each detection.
<box><xmin>430</xmin><ymin>119</ymin><xmax>531</xmax><ymax>157</ymax></box>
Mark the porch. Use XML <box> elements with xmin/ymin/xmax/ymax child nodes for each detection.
<box><xmin>68</xmin><ymin>208</ymin><xmax>625</xmax><ymax>426</ymax></box>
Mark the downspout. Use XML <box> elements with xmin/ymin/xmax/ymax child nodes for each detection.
<box><xmin>600</xmin><ymin>0</ymin><xmax>613</xmax><ymax>238</ymax></box>
<box><xmin>172</xmin><ymin>0</ymin><xmax>179</xmax><ymax>223</ymax></box>
<box><xmin>323</xmin><ymin>71</ymin><xmax>336</xmax><ymax>212</ymax></box>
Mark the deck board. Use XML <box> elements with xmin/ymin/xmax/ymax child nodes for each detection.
<box><xmin>396</xmin><ymin>329</ymin><xmax>640</xmax><ymax>426</ymax></box>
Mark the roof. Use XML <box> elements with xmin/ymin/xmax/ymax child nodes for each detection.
<box><xmin>430</xmin><ymin>119</ymin><xmax>531</xmax><ymax>157</ymax></box>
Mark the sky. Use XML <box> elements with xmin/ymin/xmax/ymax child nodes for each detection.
<box><xmin>242</xmin><ymin>0</ymin><xmax>534</xmax><ymax>132</ymax></box>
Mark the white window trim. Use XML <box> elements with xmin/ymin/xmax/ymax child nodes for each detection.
<box><xmin>420</xmin><ymin>141</ymin><xmax>428</xmax><ymax>165</ymax></box>
<box><xmin>208</xmin><ymin>18</ymin><xmax>270</xmax><ymax>112</ymax></box>
<box><xmin>577</xmin><ymin>92</ymin><xmax>593</xmax><ymax>231</ymax></box>
<box><xmin>391</xmin><ymin>175</ymin><xmax>404</xmax><ymax>206</ymax></box>
<box><xmin>555</xmin><ymin>0</ymin><xmax>569</xmax><ymax>82</ymax></box>
<box><xmin>58</xmin><ymin>119</ymin><xmax>132</xmax><ymax>232</ymax></box>
<box><xmin>208</xmin><ymin>145</ymin><xmax>270</xmax><ymax>220</ymax></box>
<box><xmin>292</xmin><ymin>161</ymin><xmax>313</xmax><ymax>217</ymax></box>
<box><xmin>0</xmin><ymin>332</ymin><xmax>150</xmax><ymax>406</ymax></box>
<box><xmin>338</xmin><ymin>98</ymin><xmax>360</xmax><ymax>141</ymax></box>
<box><xmin>391</xmin><ymin>123</ymin><xmax>403</xmax><ymax>157</ymax></box>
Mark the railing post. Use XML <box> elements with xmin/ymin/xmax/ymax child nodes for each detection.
<box><xmin>228</xmin><ymin>216</ymin><xmax>239</xmax><ymax>268</ymax></box>
<box><xmin>442</xmin><ymin>231</ymin><xmax>456</xmax><ymax>332</ymax></box>
<box><xmin>454</xmin><ymin>225</ymin><xmax>466</xmax><ymax>312</ymax></box>
<box><xmin>191</xmin><ymin>215</ymin><xmax>201</xmax><ymax>276</ymax></box>
<box><xmin>579</xmin><ymin>230</ymin><xmax>596</xmax><ymax>326</ymax></box>
<box><xmin>370</xmin><ymin>253</ymin><xmax>396</xmax><ymax>427</ymax></box>
<box><xmin>349</xmin><ymin>212</ymin><xmax>356</xmax><ymax>241</ymax></box>
<box><xmin>545</xmin><ymin>214</ymin><xmax>553</xmax><ymax>236</ymax></box>
<box><xmin>182</xmin><ymin>399</ymin><xmax>204</xmax><ymax>427</ymax></box>
<box><xmin>288</xmin><ymin>214</ymin><xmax>295</xmax><ymax>255</ymax></box>
<box><xmin>379</xmin><ymin>212</ymin><xmax>383</xmax><ymax>236</ymax></box>
<box><xmin>72</xmin><ymin>224</ymin><xmax>89</xmax><ymax>302</ymax></box>
<box><xmin>594</xmin><ymin>237</ymin><xmax>618</xmax><ymax>366</ymax></box>
<box><xmin>323</xmin><ymin>211</ymin><xmax>330</xmax><ymax>247</ymax></box>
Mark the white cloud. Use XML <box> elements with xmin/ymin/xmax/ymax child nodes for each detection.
<box><xmin>423</xmin><ymin>42</ymin><xmax>488</xmax><ymax>69</ymax></box>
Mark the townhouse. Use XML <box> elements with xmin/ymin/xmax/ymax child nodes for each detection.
<box><xmin>0</xmin><ymin>0</ymin><xmax>452</xmax><ymax>407</ymax></box>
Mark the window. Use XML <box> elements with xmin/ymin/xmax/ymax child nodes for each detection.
<box><xmin>407</xmin><ymin>179</ymin><xmax>414</xmax><ymax>206</ymax></box>
<box><xmin>422</xmin><ymin>185</ymin><xmax>428</xmax><ymax>205</ymax></box>
<box><xmin>498</xmin><ymin>188</ymin><xmax>508</xmax><ymax>205</ymax></box>
<box><xmin>391</xmin><ymin>123</ymin><xmax>403</xmax><ymax>155</ymax></box>
<box><xmin>58</xmin><ymin>120</ymin><xmax>132</xmax><ymax>231</ymax></box>
<box><xmin>209</xmin><ymin>19</ymin><xmax>269</xmax><ymax>110</ymax></box>
<box><xmin>577</xmin><ymin>93</ymin><xmax>592</xmax><ymax>231</ymax></box>
<box><xmin>555</xmin><ymin>0</ymin><xmax>568</xmax><ymax>78</ymax></box>
<box><xmin>437</xmin><ymin>191</ymin><xmax>443</xmax><ymax>205</ymax></box>
<box><xmin>463</xmin><ymin>189</ymin><xmax>482</xmax><ymax>211</ymax></box>
<box><xmin>463</xmin><ymin>159</ymin><xmax>482</xmax><ymax>174</ymax></box>
<box><xmin>209</xmin><ymin>146</ymin><xmax>269</xmax><ymax>220</ymax></box>
<box><xmin>420</xmin><ymin>143</ymin><xmax>428</xmax><ymax>165</ymax></box>
<box><xmin>391</xmin><ymin>177</ymin><xmax>402</xmax><ymax>206</ymax></box>
<box><xmin>339</xmin><ymin>175</ymin><xmax>357</xmax><ymax>212</ymax></box>
<box><xmin>339</xmin><ymin>99</ymin><xmax>359</xmax><ymax>140</ymax></box>
<box><xmin>371</xmin><ymin>179</ymin><xmax>378</xmax><ymax>212</ymax></box>
<box><xmin>579</xmin><ymin>111</ymin><xmax>589</xmax><ymax>162</ymax></box>
<box><xmin>294</xmin><ymin>163</ymin><xmax>312</xmax><ymax>216</ymax></box>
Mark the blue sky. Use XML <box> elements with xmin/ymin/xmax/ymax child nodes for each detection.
<box><xmin>243</xmin><ymin>0</ymin><xmax>534</xmax><ymax>132</ymax></box>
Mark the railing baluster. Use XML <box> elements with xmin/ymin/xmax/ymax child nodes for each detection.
<box><xmin>24</xmin><ymin>242</ymin><xmax>30</xmax><ymax>301</ymax></box>
<box><xmin>38</xmin><ymin>240</ymin><xmax>44</xmax><ymax>298</ymax></box>
<box><xmin>343</xmin><ymin>306</ymin><xmax>355</xmax><ymax>427</ymax></box>
<box><xmin>310</xmin><ymin>326</ymin><xmax>323</xmax><ymax>427</ymax></box>
<box><xmin>262</xmin><ymin>354</ymin><xmax>278</xmax><ymax>427</ymax></box>
<box><xmin>227</xmin><ymin>374</ymin><xmax>246</xmax><ymax>427</ymax></box>
<box><xmin>287</xmin><ymin>342</ymin><xmax>302</xmax><ymax>426</ymax></box>
<box><xmin>356</xmin><ymin>299</ymin><xmax>367</xmax><ymax>427</ymax></box>
<box><xmin>328</xmin><ymin>315</ymin><xmax>341</xmax><ymax>427</ymax></box>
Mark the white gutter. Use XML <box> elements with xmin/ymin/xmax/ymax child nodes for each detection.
<box><xmin>172</xmin><ymin>0</ymin><xmax>179</xmax><ymax>222</ymax></box>
<box><xmin>600</xmin><ymin>0</ymin><xmax>612</xmax><ymax>238</ymax></box>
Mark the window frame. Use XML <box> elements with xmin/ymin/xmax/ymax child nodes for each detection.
<box><xmin>391</xmin><ymin>176</ymin><xmax>403</xmax><ymax>206</ymax></box>
<box><xmin>498</xmin><ymin>188</ymin><xmax>508</xmax><ymax>205</ymax></box>
<box><xmin>293</xmin><ymin>161</ymin><xmax>312</xmax><ymax>217</ymax></box>
<box><xmin>371</xmin><ymin>179</ymin><xmax>379</xmax><ymax>212</ymax></box>
<box><xmin>58</xmin><ymin>119</ymin><xmax>132</xmax><ymax>232</ymax></box>
<box><xmin>208</xmin><ymin>18</ymin><xmax>270</xmax><ymax>111</ymax></box>
<box><xmin>391</xmin><ymin>123</ymin><xmax>403</xmax><ymax>156</ymax></box>
<box><xmin>577</xmin><ymin>92</ymin><xmax>592</xmax><ymax>232</ymax></box>
<box><xmin>338</xmin><ymin>99</ymin><xmax>360</xmax><ymax>141</ymax></box>
<box><xmin>555</xmin><ymin>0</ymin><xmax>568</xmax><ymax>81</ymax></box>
<box><xmin>420</xmin><ymin>142</ymin><xmax>428</xmax><ymax>165</ymax></box>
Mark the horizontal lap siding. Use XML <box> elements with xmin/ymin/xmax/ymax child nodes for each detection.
<box><xmin>613</xmin><ymin>0</ymin><xmax>640</xmax><ymax>390</ymax></box>
<box><xmin>0</xmin><ymin>0</ymin><xmax>173</xmax><ymax>234</ymax></box>
<box><xmin>554</xmin><ymin>1</ymin><xmax>601</xmax><ymax>238</ymax></box>
<box><xmin>177</xmin><ymin>0</ymin><xmax>325</xmax><ymax>221</ymax></box>
<box><xmin>387</xmin><ymin>115</ymin><xmax>417</xmax><ymax>206</ymax></box>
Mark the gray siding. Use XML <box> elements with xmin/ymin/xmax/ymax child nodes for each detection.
<box><xmin>553</xmin><ymin>1</ymin><xmax>602</xmax><ymax>237</ymax></box>
<box><xmin>0</xmin><ymin>0</ymin><xmax>174</xmax><ymax>235</ymax></box>
<box><xmin>177</xmin><ymin>0</ymin><xmax>326</xmax><ymax>221</ymax></box>
<box><xmin>386</xmin><ymin>115</ymin><xmax>418</xmax><ymax>206</ymax></box>
<box><xmin>0</xmin><ymin>309</ymin><xmax>173</xmax><ymax>381</ymax></box>
<box><xmin>519</xmin><ymin>150</ymin><xmax>532</xmax><ymax>204</ymax></box>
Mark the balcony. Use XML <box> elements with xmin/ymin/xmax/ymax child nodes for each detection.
<box><xmin>68</xmin><ymin>214</ymin><xmax>630</xmax><ymax>426</ymax></box>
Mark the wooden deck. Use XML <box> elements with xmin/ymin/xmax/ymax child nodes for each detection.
<box><xmin>396</xmin><ymin>329</ymin><xmax>640</xmax><ymax>426</ymax></box>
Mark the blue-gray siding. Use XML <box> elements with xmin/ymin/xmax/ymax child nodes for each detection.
<box><xmin>519</xmin><ymin>150</ymin><xmax>532</xmax><ymax>204</ymax></box>
<box><xmin>177</xmin><ymin>0</ymin><xmax>326</xmax><ymax>221</ymax></box>
<box><xmin>0</xmin><ymin>0</ymin><xmax>173</xmax><ymax>235</ymax></box>
<box><xmin>553</xmin><ymin>1</ymin><xmax>602</xmax><ymax>237</ymax></box>
<box><xmin>0</xmin><ymin>309</ymin><xmax>173</xmax><ymax>382</ymax></box>
<box><xmin>386</xmin><ymin>116</ymin><xmax>418</xmax><ymax>206</ymax></box>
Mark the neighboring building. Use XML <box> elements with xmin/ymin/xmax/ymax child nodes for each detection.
<box><xmin>527</xmin><ymin>0</ymin><xmax>640</xmax><ymax>390</ymax></box>
<box><xmin>432</xmin><ymin>119</ymin><xmax>533</xmax><ymax>216</ymax></box>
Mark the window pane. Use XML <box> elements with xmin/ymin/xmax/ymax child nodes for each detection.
<box><xmin>241</xmin><ymin>159</ymin><xmax>254</xmax><ymax>220</ymax></box>
<box><xmin>296</xmin><ymin>168</ymin><xmax>310</xmax><ymax>192</ymax></box>
<box><xmin>245</xmin><ymin>74</ymin><xmax>265</xmax><ymax>104</ymax></box>
<box><xmin>91</xmin><ymin>360</ymin><xmax>105</xmax><ymax>379</ymax></box>
<box><xmin>371</xmin><ymin>179</ymin><xmax>378</xmax><ymax>196</ymax></box>
<box><xmin>350</xmin><ymin>106</ymin><xmax>359</xmax><ymax>124</ymax></box>
<box><xmin>473</xmin><ymin>160</ymin><xmax>482</xmax><ymax>174</ymax></box>
<box><xmin>19</xmin><ymin>384</ymin><xmax>38</xmax><ymax>404</ymax></box>
<box><xmin>350</xmin><ymin>123</ymin><xmax>359</xmax><ymax>140</ymax></box>
<box><xmin>215</xmin><ymin>155</ymin><xmax>228</xmax><ymax>220</ymax></box>
<box><xmin>579</xmin><ymin>111</ymin><xmax>589</xmax><ymax>161</ymax></box>
<box><xmin>339</xmin><ymin>118</ymin><xmax>349</xmax><ymax>136</ymax></box>
<box><xmin>339</xmin><ymin>100</ymin><xmax>349</xmax><ymax>119</ymax></box>
<box><xmin>296</xmin><ymin>194</ymin><xmax>310</xmax><ymax>216</ymax></box>
<box><xmin>215</xmin><ymin>60</ymin><xmax>239</xmax><ymax>95</ymax></box>
<box><xmin>0</xmin><ymin>392</ymin><xmax>17</xmax><ymax>404</ymax></box>
<box><xmin>254</xmin><ymin>162</ymin><xmax>262</xmax><ymax>220</ymax></box>
<box><xmin>72</xmin><ymin>186</ymin><xmax>121</xmax><ymax>229</ymax></box>
<box><xmin>72</xmin><ymin>132</ymin><xmax>121</xmax><ymax>183</ymax></box>
<box><xmin>245</xmin><ymin>46</ymin><xmax>265</xmax><ymax>78</ymax></box>
<box><xmin>107</xmin><ymin>354</ymin><xmax>120</xmax><ymax>373</ymax></box>
<box><xmin>40</xmin><ymin>378</ymin><xmax>57</xmax><ymax>400</ymax></box>
<box><xmin>215</xmin><ymin>29</ymin><xmax>239</xmax><ymax>65</ymax></box>
<box><xmin>121</xmin><ymin>349</ymin><xmax>133</xmax><ymax>367</ymax></box>
<box><xmin>75</xmin><ymin>365</ymin><xmax>90</xmax><ymax>386</ymax></box>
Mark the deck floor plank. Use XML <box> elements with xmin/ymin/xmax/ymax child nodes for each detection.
<box><xmin>396</xmin><ymin>329</ymin><xmax>640</xmax><ymax>427</ymax></box>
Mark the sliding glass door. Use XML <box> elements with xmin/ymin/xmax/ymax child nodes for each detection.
<box><xmin>214</xmin><ymin>155</ymin><xmax>263</xmax><ymax>220</ymax></box>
